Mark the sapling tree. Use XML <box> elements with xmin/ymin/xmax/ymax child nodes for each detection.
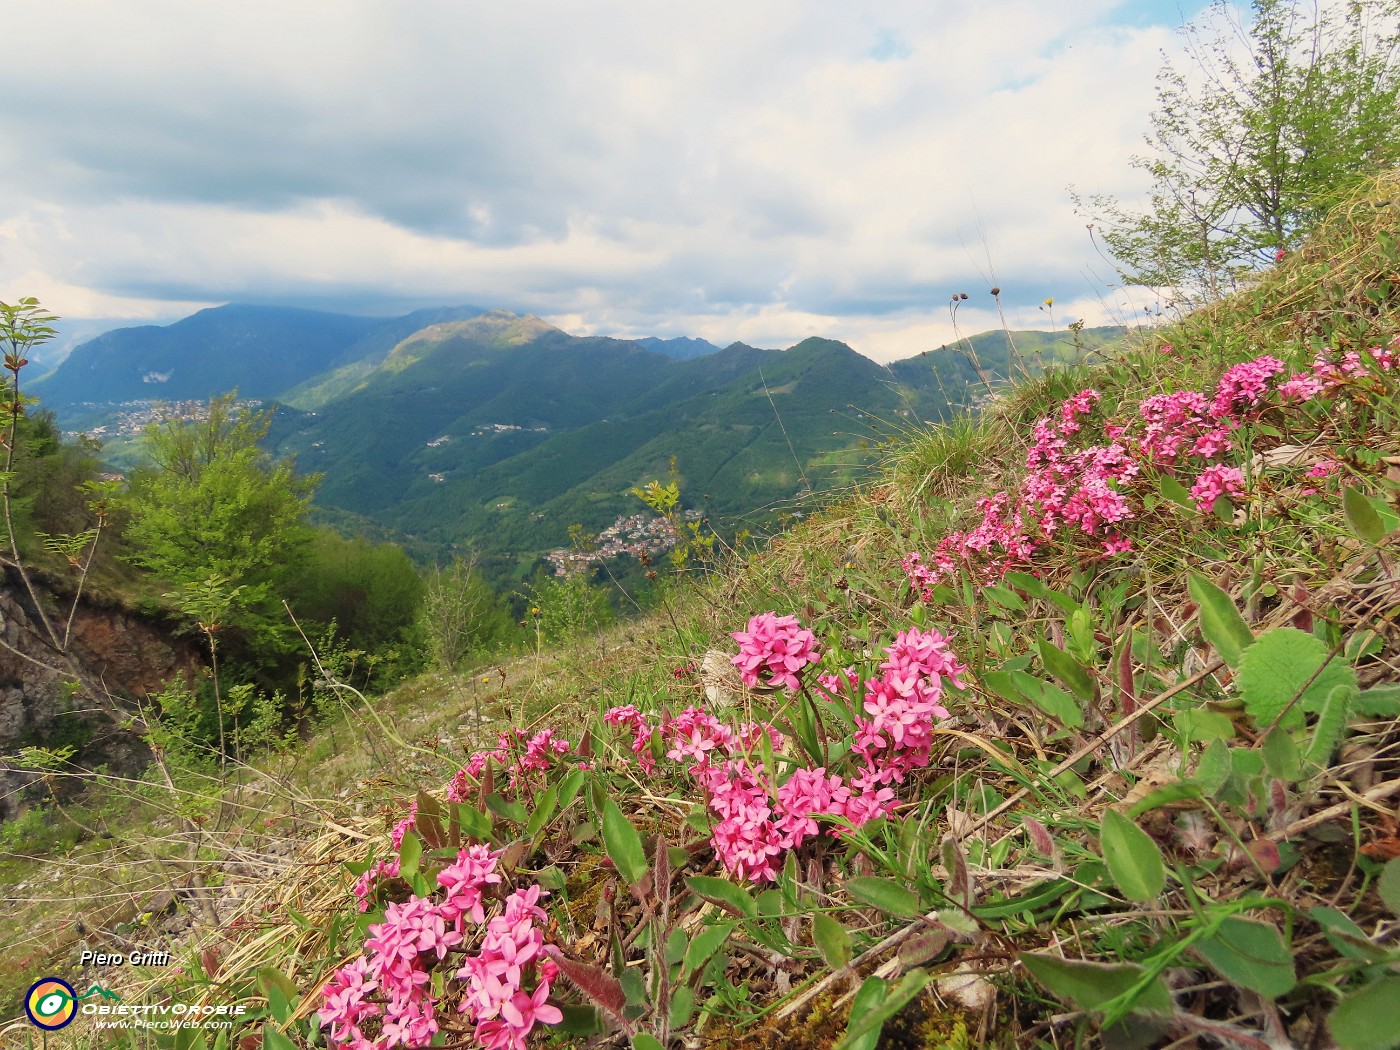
<box><xmin>0</xmin><ymin>299</ymin><xmax>120</xmax><ymax>716</ymax></box>
<box><xmin>121</xmin><ymin>392</ymin><xmax>319</xmax><ymax>657</ymax></box>
<box><xmin>1076</xmin><ymin>0</ymin><xmax>1400</xmax><ymax>302</ymax></box>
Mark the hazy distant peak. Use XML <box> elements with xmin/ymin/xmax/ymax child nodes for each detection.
<box><xmin>381</xmin><ymin>310</ymin><xmax>564</xmax><ymax>373</ymax></box>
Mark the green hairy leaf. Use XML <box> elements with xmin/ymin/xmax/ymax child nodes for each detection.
<box><xmin>1099</xmin><ymin>809</ymin><xmax>1166</xmax><ymax>902</ymax></box>
<box><xmin>1329</xmin><ymin>977</ymin><xmax>1400</xmax><ymax>1050</ymax></box>
<box><xmin>1236</xmin><ymin>627</ymin><xmax>1357</xmax><ymax>730</ymax></box>
<box><xmin>1020</xmin><ymin>953</ymin><xmax>1174</xmax><ymax>1014</ymax></box>
<box><xmin>601</xmin><ymin>798</ymin><xmax>649</xmax><ymax>887</ymax></box>
<box><xmin>1188</xmin><ymin>572</ymin><xmax>1254</xmax><ymax>667</ymax></box>
<box><xmin>1304</xmin><ymin>685</ymin><xmax>1356</xmax><ymax>767</ymax></box>
<box><xmin>1195</xmin><ymin>917</ymin><xmax>1295</xmax><ymax>998</ymax></box>
<box><xmin>812</xmin><ymin>911</ymin><xmax>853</xmax><ymax>969</ymax></box>
<box><xmin>845</xmin><ymin>876</ymin><xmax>923</xmax><ymax>917</ymax></box>
<box><xmin>1342</xmin><ymin>485</ymin><xmax>1389</xmax><ymax>544</ymax></box>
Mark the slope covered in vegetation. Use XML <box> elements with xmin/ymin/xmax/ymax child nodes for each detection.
<box><xmin>6</xmin><ymin>173</ymin><xmax>1400</xmax><ymax>1050</ymax></box>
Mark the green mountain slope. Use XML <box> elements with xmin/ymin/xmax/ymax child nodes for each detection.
<box><xmin>270</xmin><ymin>322</ymin><xmax>1122</xmax><ymax>580</ymax></box>
<box><xmin>31</xmin><ymin>303</ymin><xmax>488</xmax><ymax>419</ymax></box>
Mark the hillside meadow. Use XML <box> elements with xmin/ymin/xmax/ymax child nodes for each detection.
<box><xmin>3</xmin><ymin>172</ymin><xmax>1400</xmax><ymax>1049</ymax></box>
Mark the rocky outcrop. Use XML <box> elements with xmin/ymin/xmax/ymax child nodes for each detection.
<box><xmin>0</xmin><ymin>568</ymin><xmax>204</xmax><ymax>819</ymax></box>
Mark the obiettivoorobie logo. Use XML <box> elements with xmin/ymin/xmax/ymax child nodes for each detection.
<box><xmin>24</xmin><ymin>977</ymin><xmax>121</xmax><ymax>1030</ymax></box>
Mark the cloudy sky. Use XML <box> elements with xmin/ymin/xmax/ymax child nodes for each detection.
<box><xmin>0</xmin><ymin>1</ymin><xmax>1208</xmax><ymax>362</ymax></box>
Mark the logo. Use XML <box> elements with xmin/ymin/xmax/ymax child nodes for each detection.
<box><xmin>25</xmin><ymin>978</ymin><xmax>77</xmax><ymax>1030</ymax></box>
<box><xmin>24</xmin><ymin>978</ymin><xmax>122</xmax><ymax>1030</ymax></box>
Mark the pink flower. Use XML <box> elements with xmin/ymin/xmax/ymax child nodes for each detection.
<box><xmin>438</xmin><ymin>844</ymin><xmax>503</xmax><ymax>927</ymax></box>
<box><xmin>1211</xmin><ymin>356</ymin><xmax>1286</xmax><ymax>418</ymax></box>
<box><xmin>319</xmin><ymin>957</ymin><xmax>381</xmax><ymax>1047</ymax></box>
<box><xmin>501</xmin><ymin>981</ymin><xmax>563</xmax><ymax>1033</ymax></box>
<box><xmin>731</xmin><ymin>612</ymin><xmax>821</xmax><ymax>691</ymax></box>
<box><xmin>1190</xmin><ymin>465</ymin><xmax>1245</xmax><ymax>512</ymax></box>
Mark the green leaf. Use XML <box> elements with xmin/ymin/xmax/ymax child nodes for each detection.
<box><xmin>1003</xmin><ymin>570</ymin><xmax>1049</xmax><ymax>598</ymax></box>
<box><xmin>686</xmin><ymin>875</ymin><xmax>758</xmax><ymax>918</ymax></box>
<box><xmin>484</xmin><ymin>793</ymin><xmax>530</xmax><ymax>824</ymax></box>
<box><xmin>557</xmin><ymin>767</ymin><xmax>589</xmax><ymax>810</ymax></box>
<box><xmin>682</xmin><ymin>920</ymin><xmax>734</xmax><ymax>975</ymax></box>
<box><xmin>255</xmin><ymin>967</ymin><xmax>298</xmax><ymax>1021</ymax></box>
<box><xmin>668</xmin><ymin>985</ymin><xmax>696</xmax><ymax>1032</ymax></box>
<box><xmin>1304</xmin><ymin>685</ymin><xmax>1356</xmax><ymax>767</ymax></box>
<box><xmin>1236</xmin><ymin>627</ymin><xmax>1358</xmax><ymax>730</ymax></box>
<box><xmin>1099</xmin><ymin>809</ymin><xmax>1166</xmax><ymax>902</ymax></box>
<box><xmin>812</xmin><ymin>911</ymin><xmax>853</xmax><ymax>969</ymax></box>
<box><xmin>1037</xmin><ymin>640</ymin><xmax>1096</xmax><ymax>702</ymax></box>
<box><xmin>556</xmin><ymin>1004</ymin><xmax>606</xmax><ymax>1035</ymax></box>
<box><xmin>1175</xmin><ymin>709</ymin><xmax>1237</xmax><ymax>742</ymax></box>
<box><xmin>1188</xmin><ymin>572</ymin><xmax>1254</xmax><ymax>668</ymax></box>
<box><xmin>1009</xmin><ymin>670</ymin><xmax>1085</xmax><ymax>729</ymax></box>
<box><xmin>838</xmin><ymin>977</ymin><xmax>888</xmax><ymax>1050</ymax></box>
<box><xmin>1311</xmin><ymin>907</ymin><xmax>1392</xmax><ymax>963</ymax></box>
<box><xmin>664</xmin><ymin>927</ymin><xmax>688</xmax><ymax>967</ymax></box>
<box><xmin>619</xmin><ymin>965</ymin><xmax>647</xmax><ymax>1007</ymax></box>
<box><xmin>1195</xmin><ymin>739</ymin><xmax>1232</xmax><ymax>795</ymax></box>
<box><xmin>982</xmin><ymin>585</ymin><xmax>1026</xmax><ymax>612</ymax></box>
<box><xmin>1329</xmin><ymin>977</ymin><xmax>1400</xmax><ymax>1050</ymax></box>
<box><xmin>1261</xmin><ymin>726</ymin><xmax>1302</xmax><ymax>781</ymax></box>
<box><xmin>260</xmin><ymin>1026</ymin><xmax>298</xmax><ymax>1050</ymax></box>
<box><xmin>1194</xmin><ymin>917</ymin><xmax>1295</xmax><ymax>998</ymax></box>
<box><xmin>835</xmin><ymin>970</ymin><xmax>931</xmax><ymax>1050</ymax></box>
<box><xmin>454</xmin><ymin>803</ymin><xmax>493</xmax><ymax>840</ymax></box>
<box><xmin>1354</xmin><ymin>685</ymin><xmax>1400</xmax><ymax>718</ymax></box>
<box><xmin>397</xmin><ymin>829</ymin><xmax>422</xmax><ymax>882</ymax></box>
<box><xmin>1019</xmin><ymin>953</ymin><xmax>1174</xmax><ymax>1014</ymax></box>
<box><xmin>1378</xmin><ymin>858</ymin><xmax>1400</xmax><ymax>916</ymax></box>
<box><xmin>601</xmin><ymin>799</ymin><xmax>649</xmax><ymax>887</ymax></box>
<box><xmin>1159</xmin><ymin>474</ymin><xmax>1197</xmax><ymax>510</ymax></box>
<box><xmin>757</xmin><ymin>888</ymin><xmax>785</xmax><ymax>918</ymax></box>
<box><xmin>1343</xmin><ymin>485</ymin><xmax>1389</xmax><ymax>544</ymax></box>
<box><xmin>845</xmin><ymin>876</ymin><xmax>923</xmax><ymax>917</ymax></box>
<box><xmin>632</xmin><ymin>1032</ymin><xmax>666</xmax><ymax>1050</ymax></box>
<box><xmin>524</xmin><ymin>782</ymin><xmax>560</xmax><ymax>838</ymax></box>
<box><xmin>1127</xmin><ymin>781</ymin><xmax>1202</xmax><ymax>816</ymax></box>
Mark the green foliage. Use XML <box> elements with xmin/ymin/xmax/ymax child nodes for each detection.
<box><xmin>1236</xmin><ymin>626</ymin><xmax>1358</xmax><ymax>730</ymax></box>
<box><xmin>1099</xmin><ymin>809</ymin><xmax>1167</xmax><ymax>902</ymax></box>
<box><xmin>1194</xmin><ymin>917</ymin><xmax>1295</xmax><ymax>998</ymax></box>
<box><xmin>1077</xmin><ymin>0</ymin><xmax>1400</xmax><ymax>301</ymax></box>
<box><xmin>417</xmin><ymin>555</ymin><xmax>513</xmax><ymax>671</ymax></box>
<box><xmin>285</xmin><ymin>530</ymin><xmax>425</xmax><ymax>656</ymax></box>
<box><xmin>525</xmin><ymin>569</ymin><xmax>614</xmax><ymax>645</ymax></box>
<box><xmin>1329</xmin><ymin>977</ymin><xmax>1400</xmax><ymax>1050</ymax></box>
<box><xmin>121</xmin><ymin>394</ymin><xmax>319</xmax><ymax>654</ymax></box>
<box><xmin>1188</xmin><ymin>571</ymin><xmax>1253</xmax><ymax>667</ymax></box>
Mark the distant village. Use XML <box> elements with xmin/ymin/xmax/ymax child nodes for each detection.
<box><xmin>545</xmin><ymin>509</ymin><xmax>702</xmax><ymax>576</ymax></box>
<box><xmin>64</xmin><ymin>398</ymin><xmax>264</xmax><ymax>440</ymax></box>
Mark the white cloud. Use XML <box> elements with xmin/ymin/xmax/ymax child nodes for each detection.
<box><xmin>0</xmin><ymin>1</ymin><xmax>1206</xmax><ymax>358</ymax></box>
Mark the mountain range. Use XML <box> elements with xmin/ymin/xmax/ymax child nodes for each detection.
<box><xmin>31</xmin><ymin>303</ymin><xmax>1125</xmax><ymax>582</ymax></box>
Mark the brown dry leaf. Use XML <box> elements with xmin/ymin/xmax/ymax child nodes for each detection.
<box><xmin>1360</xmin><ymin>836</ymin><xmax>1400</xmax><ymax>860</ymax></box>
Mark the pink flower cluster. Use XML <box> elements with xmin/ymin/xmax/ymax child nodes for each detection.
<box><xmin>321</xmin><ymin>843</ymin><xmax>561</xmax><ymax>1050</ymax></box>
<box><xmin>447</xmin><ymin>729</ymin><xmax>573</xmax><ymax>801</ymax></box>
<box><xmin>851</xmin><ymin>629</ymin><xmax>965</xmax><ymax>788</ymax></box>
<box><xmin>1190</xmin><ymin>465</ymin><xmax>1246</xmax><ymax>512</ymax></box>
<box><xmin>902</xmin><ymin>341</ymin><xmax>1398</xmax><ymax>588</ymax></box>
<box><xmin>1279</xmin><ymin>341</ymin><xmax>1396</xmax><ymax>400</ymax></box>
<box><xmin>607</xmin><ymin>622</ymin><xmax>962</xmax><ymax>882</ymax></box>
<box><xmin>603</xmin><ymin>704</ymin><xmax>657</xmax><ymax>773</ymax></box>
<box><xmin>353</xmin><ymin>857</ymin><xmax>402</xmax><ymax>914</ymax></box>
<box><xmin>908</xmin><ymin>389</ymin><xmax>1140</xmax><ymax>588</ymax></box>
<box><xmin>731</xmin><ymin>612</ymin><xmax>821</xmax><ymax>691</ymax></box>
<box><xmin>457</xmin><ymin>886</ymin><xmax>562</xmax><ymax>1050</ymax></box>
